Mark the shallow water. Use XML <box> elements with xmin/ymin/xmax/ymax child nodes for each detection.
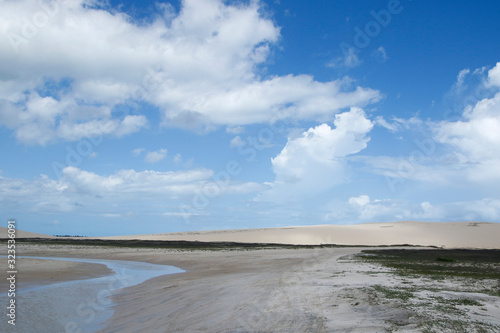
<box><xmin>1</xmin><ymin>256</ymin><xmax>184</xmax><ymax>333</ymax></box>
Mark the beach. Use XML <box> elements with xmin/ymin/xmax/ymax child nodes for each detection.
<box><xmin>11</xmin><ymin>242</ymin><xmax>500</xmax><ymax>332</ymax></box>
<box><xmin>2</xmin><ymin>221</ymin><xmax>500</xmax><ymax>332</ymax></box>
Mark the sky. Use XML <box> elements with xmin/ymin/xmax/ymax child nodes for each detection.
<box><xmin>1</xmin><ymin>0</ymin><xmax>500</xmax><ymax>236</ymax></box>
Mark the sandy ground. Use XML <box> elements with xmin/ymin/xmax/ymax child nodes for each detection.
<box><xmin>2</xmin><ymin>221</ymin><xmax>500</xmax><ymax>249</ymax></box>
<box><xmin>0</xmin><ymin>258</ymin><xmax>113</xmax><ymax>291</ymax></box>
<box><xmin>97</xmin><ymin>221</ymin><xmax>500</xmax><ymax>249</ymax></box>
<box><xmin>0</xmin><ymin>226</ymin><xmax>55</xmax><ymax>238</ymax></box>
<box><xmin>12</xmin><ymin>244</ymin><xmax>500</xmax><ymax>332</ymax></box>
<box><xmin>2</xmin><ymin>222</ymin><xmax>499</xmax><ymax>331</ymax></box>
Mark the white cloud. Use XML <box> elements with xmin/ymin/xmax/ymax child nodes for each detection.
<box><xmin>173</xmin><ymin>153</ymin><xmax>182</xmax><ymax>164</ymax></box>
<box><xmin>348</xmin><ymin>195</ymin><xmax>370</xmax><ymax>207</ymax></box>
<box><xmin>173</xmin><ymin>153</ymin><xmax>193</xmax><ymax>168</ymax></box>
<box><xmin>372</xmin><ymin>46</ymin><xmax>387</xmax><ymax>63</ymax></box>
<box><xmin>455</xmin><ymin>68</ymin><xmax>470</xmax><ymax>90</ymax></box>
<box><xmin>328</xmin><ymin>48</ymin><xmax>360</xmax><ymax>69</ymax></box>
<box><xmin>145</xmin><ymin>148</ymin><xmax>167</xmax><ymax>163</ymax></box>
<box><xmin>0</xmin><ymin>0</ymin><xmax>380</xmax><ymax>144</ymax></box>
<box><xmin>132</xmin><ymin>148</ymin><xmax>145</xmax><ymax>156</ymax></box>
<box><xmin>162</xmin><ymin>212</ymin><xmax>209</xmax><ymax>218</ymax></box>
<box><xmin>0</xmin><ymin>166</ymin><xmax>264</xmax><ymax>215</ymax></box>
<box><xmin>257</xmin><ymin>107</ymin><xmax>373</xmax><ymax>201</ymax></box>
<box><xmin>360</xmin><ymin>62</ymin><xmax>500</xmax><ymax>189</ymax></box>
<box><xmin>226</xmin><ymin>126</ymin><xmax>245</xmax><ymax>134</ymax></box>
<box><xmin>230</xmin><ymin>136</ymin><xmax>245</xmax><ymax>148</ymax></box>
<box><xmin>488</xmin><ymin>62</ymin><xmax>500</xmax><ymax>87</ymax></box>
<box><xmin>433</xmin><ymin>62</ymin><xmax>500</xmax><ymax>183</ymax></box>
<box><xmin>325</xmin><ymin>196</ymin><xmax>500</xmax><ymax>223</ymax></box>
<box><xmin>374</xmin><ymin>115</ymin><xmax>423</xmax><ymax>133</ymax></box>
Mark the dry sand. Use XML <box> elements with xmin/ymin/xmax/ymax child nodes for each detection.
<box><xmin>98</xmin><ymin>221</ymin><xmax>500</xmax><ymax>249</ymax></box>
<box><xmin>0</xmin><ymin>226</ymin><xmax>55</xmax><ymax>239</ymax></box>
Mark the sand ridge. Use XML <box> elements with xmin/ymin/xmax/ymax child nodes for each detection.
<box><xmin>97</xmin><ymin>221</ymin><xmax>500</xmax><ymax>249</ymax></box>
<box><xmin>0</xmin><ymin>226</ymin><xmax>55</xmax><ymax>239</ymax></box>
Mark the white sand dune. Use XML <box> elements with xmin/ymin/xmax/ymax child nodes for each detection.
<box><xmin>98</xmin><ymin>221</ymin><xmax>500</xmax><ymax>249</ymax></box>
<box><xmin>0</xmin><ymin>226</ymin><xmax>55</xmax><ymax>239</ymax></box>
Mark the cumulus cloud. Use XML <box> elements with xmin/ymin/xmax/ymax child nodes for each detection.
<box><xmin>0</xmin><ymin>166</ymin><xmax>263</xmax><ymax>214</ymax></box>
<box><xmin>489</xmin><ymin>62</ymin><xmax>500</xmax><ymax>87</ymax></box>
<box><xmin>324</xmin><ymin>195</ymin><xmax>500</xmax><ymax>223</ymax></box>
<box><xmin>257</xmin><ymin>107</ymin><xmax>373</xmax><ymax>201</ymax></box>
<box><xmin>0</xmin><ymin>0</ymin><xmax>380</xmax><ymax>145</ymax></box>
<box><xmin>361</xmin><ymin>62</ymin><xmax>500</xmax><ymax>189</ymax></box>
<box><xmin>348</xmin><ymin>194</ymin><xmax>370</xmax><ymax>207</ymax></box>
<box><xmin>433</xmin><ymin>62</ymin><xmax>500</xmax><ymax>183</ymax></box>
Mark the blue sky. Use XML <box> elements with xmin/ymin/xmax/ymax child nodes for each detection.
<box><xmin>1</xmin><ymin>0</ymin><xmax>500</xmax><ymax>236</ymax></box>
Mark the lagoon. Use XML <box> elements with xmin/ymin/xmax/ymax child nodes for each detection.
<box><xmin>0</xmin><ymin>256</ymin><xmax>184</xmax><ymax>333</ymax></box>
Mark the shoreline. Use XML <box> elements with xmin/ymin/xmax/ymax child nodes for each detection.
<box><xmin>0</xmin><ymin>257</ymin><xmax>114</xmax><ymax>292</ymax></box>
<box><xmin>1</xmin><ymin>251</ymin><xmax>184</xmax><ymax>333</ymax></box>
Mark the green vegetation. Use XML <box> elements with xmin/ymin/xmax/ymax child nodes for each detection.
<box><xmin>435</xmin><ymin>257</ymin><xmax>455</xmax><ymax>262</ymax></box>
<box><xmin>355</xmin><ymin>249</ymin><xmax>500</xmax><ymax>332</ymax></box>
<box><xmin>371</xmin><ymin>285</ymin><xmax>414</xmax><ymax>302</ymax></box>
<box><xmin>359</xmin><ymin>249</ymin><xmax>500</xmax><ymax>280</ymax></box>
<box><xmin>0</xmin><ymin>237</ymin><xmax>376</xmax><ymax>251</ymax></box>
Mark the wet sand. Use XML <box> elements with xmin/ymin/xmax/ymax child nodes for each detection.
<box><xmin>0</xmin><ymin>257</ymin><xmax>113</xmax><ymax>291</ymax></box>
<box><xmin>1</xmin><ymin>252</ymin><xmax>183</xmax><ymax>333</ymax></box>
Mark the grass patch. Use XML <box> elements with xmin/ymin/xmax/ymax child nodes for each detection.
<box><xmin>2</xmin><ymin>238</ymin><xmax>352</xmax><ymax>251</ymax></box>
<box><xmin>372</xmin><ymin>285</ymin><xmax>414</xmax><ymax>302</ymax></box>
<box><xmin>436</xmin><ymin>257</ymin><xmax>455</xmax><ymax>262</ymax></box>
<box><xmin>356</xmin><ymin>249</ymin><xmax>500</xmax><ymax>332</ymax></box>
<box><xmin>454</xmin><ymin>298</ymin><xmax>483</xmax><ymax>306</ymax></box>
<box><xmin>358</xmin><ymin>249</ymin><xmax>500</xmax><ymax>281</ymax></box>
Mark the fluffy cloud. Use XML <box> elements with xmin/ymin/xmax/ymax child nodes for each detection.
<box><xmin>488</xmin><ymin>62</ymin><xmax>500</xmax><ymax>87</ymax></box>
<box><xmin>0</xmin><ymin>166</ymin><xmax>263</xmax><ymax>214</ymax></box>
<box><xmin>0</xmin><ymin>0</ymin><xmax>380</xmax><ymax>145</ymax></box>
<box><xmin>362</xmin><ymin>62</ymin><xmax>500</xmax><ymax>188</ymax></box>
<box><xmin>433</xmin><ymin>62</ymin><xmax>500</xmax><ymax>183</ymax></box>
<box><xmin>257</xmin><ymin>107</ymin><xmax>373</xmax><ymax>201</ymax></box>
<box><xmin>324</xmin><ymin>195</ymin><xmax>500</xmax><ymax>223</ymax></box>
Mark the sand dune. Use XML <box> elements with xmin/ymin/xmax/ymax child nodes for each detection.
<box><xmin>0</xmin><ymin>226</ymin><xmax>55</xmax><ymax>239</ymax></box>
<box><xmin>98</xmin><ymin>221</ymin><xmax>500</xmax><ymax>249</ymax></box>
<box><xmin>2</xmin><ymin>221</ymin><xmax>499</xmax><ymax>248</ymax></box>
